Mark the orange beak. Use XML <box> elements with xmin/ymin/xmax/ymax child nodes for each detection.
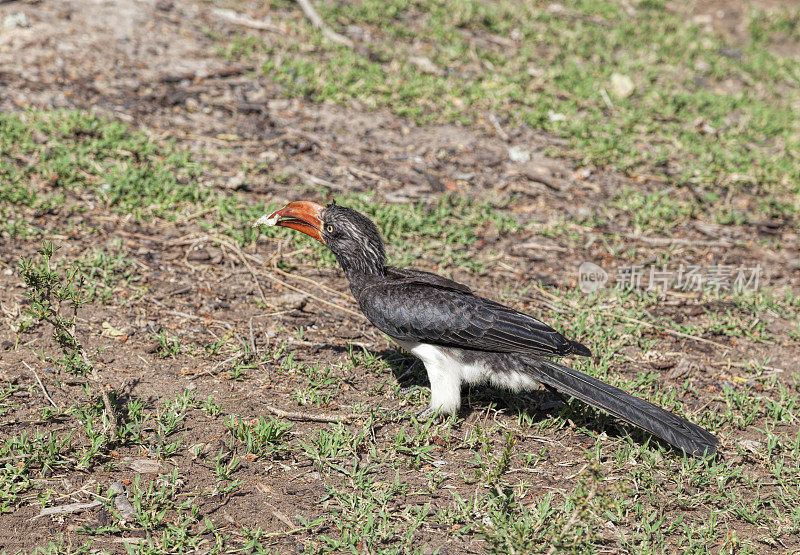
<box><xmin>254</xmin><ymin>201</ymin><xmax>326</xmax><ymax>244</ymax></box>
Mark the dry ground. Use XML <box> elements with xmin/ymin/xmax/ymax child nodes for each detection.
<box><xmin>0</xmin><ymin>0</ymin><xmax>799</xmax><ymax>553</ymax></box>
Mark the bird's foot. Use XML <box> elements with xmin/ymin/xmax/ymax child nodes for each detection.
<box><xmin>376</xmin><ymin>407</ymin><xmax>406</xmax><ymax>421</ymax></box>
<box><xmin>416</xmin><ymin>407</ymin><xmax>448</xmax><ymax>423</ymax></box>
<box><xmin>398</xmin><ymin>385</ymin><xmax>426</xmax><ymax>398</ymax></box>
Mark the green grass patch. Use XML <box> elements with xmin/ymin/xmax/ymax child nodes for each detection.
<box><xmin>1</xmin><ymin>109</ymin><xmax>520</xmax><ymax>273</ymax></box>
<box><xmin>0</xmin><ymin>110</ymin><xmax>205</xmax><ymax>237</ymax></box>
<box><xmin>215</xmin><ymin>0</ymin><xmax>800</xmax><ymax>226</ymax></box>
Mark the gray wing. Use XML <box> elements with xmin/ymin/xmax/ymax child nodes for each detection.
<box><xmin>358</xmin><ymin>279</ymin><xmax>590</xmax><ymax>357</ymax></box>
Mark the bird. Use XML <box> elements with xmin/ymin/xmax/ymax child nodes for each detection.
<box><xmin>254</xmin><ymin>200</ymin><xmax>718</xmax><ymax>457</ymax></box>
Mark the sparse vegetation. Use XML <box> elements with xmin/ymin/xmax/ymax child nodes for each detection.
<box><xmin>1</xmin><ymin>0</ymin><xmax>799</xmax><ymax>552</ymax></box>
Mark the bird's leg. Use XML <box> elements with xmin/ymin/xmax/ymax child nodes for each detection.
<box><xmin>396</xmin><ymin>360</ymin><xmax>423</xmax><ymax>396</ymax></box>
<box><xmin>396</xmin><ymin>359</ymin><xmax>421</xmax><ymax>383</ymax></box>
<box><xmin>422</xmin><ymin>361</ymin><xmax>462</xmax><ymax>416</ymax></box>
<box><xmin>542</xmin><ymin>384</ymin><xmax>566</xmax><ymax>404</ymax></box>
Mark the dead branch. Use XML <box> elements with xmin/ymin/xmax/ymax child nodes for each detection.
<box><xmin>32</xmin><ymin>500</ymin><xmax>102</xmax><ymax>521</ymax></box>
<box><xmin>611</xmin><ymin>231</ymin><xmax>734</xmax><ymax>248</ymax></box>
<box><xmin>603</xmin><ymin>312</ymin><xmax>729</xmax><ymax>350</ymax></box>
<box><xmin>272</xmin><ymin>266</ymin><xmax>349</xmax><ymax>301</ymax></box>
<box><xmin>210</xmin><ymin>8</ymin><xmax>285</xmax><ymax>34</ymax></box>
<box><xmin>65</xmin><ymin>306</ymin><xmax>119</xmax><ymax>440</ymax></box>
<box><xmin>215</xmin><ymin>236</ymin><xmax>364</xmax><ymax>319</ymax></box>
<box><xmin>22</xmin><ymin>360</ymin><xmax>59</xmax><ymax>409</ymax></box>
<box><xmin>295</xmin><ymin>0</ymin><xmax>354</xmax><ymax>48</ymax></box>
<box><xmin>264</xmin><ymin>404</ymin><xmax>358</xmax><ymax>423</ymax></box>
<box><xmin>287</xmin><ymin>166</ymin><xmax>343</xmax><ymax>191</ymax></box>
<box><xmin>259</xmin><ymin>271</ymin><xmax>364</xmax><ymax>319</ymax></box>
<box><xmin>216</xmin><ymin>239</ymin><xmax>269</xmax><ymax>305</ymax></box>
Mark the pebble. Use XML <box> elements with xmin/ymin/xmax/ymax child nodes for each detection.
<box><xmin>609</xmin><ymin>73</ymin><xmax>635</xmax><ymax>98</ymax></box>
<box><xmin>4</xmin><ymin>13</ymin><xmax>29</xmax><ymax>29</ymax></box>
<box><xmin>507</xmin><ymin>145</ymin><xmax>530</xmax><ymax>163</ymax></box>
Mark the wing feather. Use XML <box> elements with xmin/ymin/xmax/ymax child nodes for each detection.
<box><xmin>358</xmin><ymin>276</ymin><xmax>590</xmax><ymax>358</ymax></box>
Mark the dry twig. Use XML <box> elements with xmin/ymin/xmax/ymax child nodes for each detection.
<box><xmin>33</xmin><ymin>500</ymin><xmax>102</xmax><ymax>521</ymax></box>
<box><xmin>295</xmin><ymin>0</ymin><xmax>354</xmax><ymax>48</ymax></box>
<box><xmin>265</xmin><ymin>404</ymin><xmax>358</xmax><ymax>423</ymax></box>
<box><xmin>216</xmin><ymin>235</ymin><xmax>364</xmax><ymax>319</ymax></box>
<box><xmin>22</xmin><ymin>360</ymin><xmax>58</xmax><ymax>409</ymax></box>
<box><xmin>611</xmin><ymin>231</ymin><xmax>734</xmax><ymax>248</ymax></box>
<box><xmin>488</xmin><ymin>113</ymin><xmax>510</xmax><ymax>141</ymax></box>
<box><xmin>215</xmin><ymin>238</ymin><xmax>269</xmax><ymax>305</ymax></box>
<box><xmin>210</xmin><ymin>8</ymin><xmax>285</xmax><ymax>33</ymax></box>
<box><xmin>288</xmin><ymin>166</ymin><xmax>343</xmax><ymax>191</ymax></box>
<box><xmin>67</xmin><ymin>307</ymin><xmax>119</xmax><ymax>440</ymax></box>
<box><xmin>604</xmin><ymin>312</ymin><xmax>729</xmax><ymax>350</ymax></box>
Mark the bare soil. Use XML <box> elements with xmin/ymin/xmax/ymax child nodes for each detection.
<box><xmin>0</xmin><ymin>0</ymin><xmax>799</xmax><ymax>552</ymax></box>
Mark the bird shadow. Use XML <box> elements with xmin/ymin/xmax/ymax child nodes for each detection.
<box><xmin>339</xmin><ymin>344</ymin><xmax>688</xmax><ymax>454</ymax></box>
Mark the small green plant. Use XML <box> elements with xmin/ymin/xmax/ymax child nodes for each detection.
<box><xmin>201</xmin><ymin>395</ymin><xmax>223</xmax><ymax>417</ymax></box>
<box><xmin>18</xmin><ymin>242</ymin><xmax>118</xmax><ymax>439</ymax></box>
<box><xmin>153</xmin><ymin>331</ymin><xmax>182</xmax><ymax>358</ymax></box>
<box><xmin>227</xmin><ymin>362</ymin><xmax>254</xmax><ymax>381</ymax></box>
<box><xmin>19</xmin><ymin>243</ymin><xmax>92</xmax><ymax>376</ymax></box>
<box><xmin>225</xmin><ymin>415</ymin><xmax>292</xmax><ymax>459</ymax></box>
<box><xmin>392</xmin><ymin>417</ymin><xmax>438</xmax><ymax>468</ymax></box>
<box><xmin>212</xmin><ymin>450</ymin><xmax>243</xmax><ymax>494</ymax></box>
<box><xmin>484</xmin><ymin>430</ymin><xmax>516</xmax><ymax>484</ymax></box>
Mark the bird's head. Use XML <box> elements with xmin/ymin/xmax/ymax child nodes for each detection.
<box><xmin>255</xmin><ymin>200</ymin><xmax>386</xmax><ymax>276</ymax></box>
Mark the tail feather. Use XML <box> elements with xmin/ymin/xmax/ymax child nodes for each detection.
<box><xmin>569</xmin><ymin>340</ymin><xmax>592</xmax><ymax>357</ymax></box>
<box><xmin>521</xmin><ymin>356</ymin><xmax>717</xmax><ymax>457</ymax></box>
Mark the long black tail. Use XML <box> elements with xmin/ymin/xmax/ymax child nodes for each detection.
<box><xmin>520</xmin><ymin>356</ymin><xmax>718</xmax><ymax>457</ymax></box>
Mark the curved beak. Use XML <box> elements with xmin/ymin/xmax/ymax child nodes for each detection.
<box><xmin>253</xmin><ymin>200</ymin><xmax>325</xmax><ymax>244</ymax></box>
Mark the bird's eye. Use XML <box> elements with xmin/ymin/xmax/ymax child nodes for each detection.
<box><xmin>326</xmin><ymin>225</ymin><xmax>334</xmax><ymax>233</ymax></box>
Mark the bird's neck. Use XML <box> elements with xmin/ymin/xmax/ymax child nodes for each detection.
<box><xmin>334</xmin><ymin>251</ymin><xmax>385</xmax><ymax>281</ymax></box>
<box><xmin>341</xmin><ymin>264</ymin><xmax>386</xmax><ymax>297</ymax></box>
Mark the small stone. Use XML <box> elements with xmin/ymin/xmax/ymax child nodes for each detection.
<box><xmin>694</xmin><ymin>59</ymin><xmax>711</xmax><ymax>73</ymax></box>
<box><xmin>737</xmin><ymin>439</ymin><xmax>763</xmax><ymax>453</ymax></box>
<box><xmin>766</xmin><ymin>317</ymin><xmax>793</xmax><ymax>336</ymax></box>
<box><xmin>225</xmin><ymin>172</ymin><xmax>247</xmax><ymax>190</ymax></box>
<box><xmin>259</xmin><ymin>150</ymin><xmax>279</xmax><ymax>164</ymax></box>
<box><xmin>649</xmin><ymin>358</ymin><xmax>677</xmax><ymax>370</ymax></box>
<box><xmin>187</xmin><ymin>248</ymin><xmax>211</xmax><ymax>262</ymax></box>
<box><xmin>4</xmin><ymin>13</ymin><xmax>29</xmax><ymax>29</ymax></box>
<box><xmin>101</xmin><ymin>322</ymin><xmax>126</xmax><ymax>338</ymax></box>
<box><xmin>667</xmin><ymin>359</ymin><xmax>694</xmax><ymax>380</ymax></box>
<box><xmin>108</xmin><ymin>482</ymin><xmax>137</xmax><ymax>521</ymax></box>
<box><xmin>207</xmin><ymin>247</ymin><xmax>223</xmax><ymax>264</ymax></box>
<box><xmin>123</xmin><ymin>458</ymin><xmax>162</xmax><ymax>474</ymax></box>
<box><xmin>274</xmin><ymin>293</ymin><xmax>308</xmax><ymax>311</ymax></box>
<box><xmin>609</xmin><ymin>73</ymin><xmax>634</xmax><ymax>98</ymax></box>
<box><xmin>409</xmin><ymin>56</ymin><xmax>443</xmax><ymax>75</ymax></box>
<box><xmin>507</xmin><ymin>145</ymin><xmax>531</xmax><ymax>163</ymax></box>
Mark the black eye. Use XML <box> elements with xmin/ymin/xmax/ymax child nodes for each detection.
<box><xmin>326</xmin><ymin>225</ymin><xmax>334</xmax><ymax>233</ymax></box>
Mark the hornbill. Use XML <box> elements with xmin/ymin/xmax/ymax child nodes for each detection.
<box><xmin>255</xmin><ymin>201</ymin><xmax>718</xmax><ymax>456</ymax></box>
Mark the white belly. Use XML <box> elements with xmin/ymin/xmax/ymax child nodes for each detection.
<box><xmin>394</xmin><ymin>340</ymin><xmax>540</xmax><ymax>414</ymax></box>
